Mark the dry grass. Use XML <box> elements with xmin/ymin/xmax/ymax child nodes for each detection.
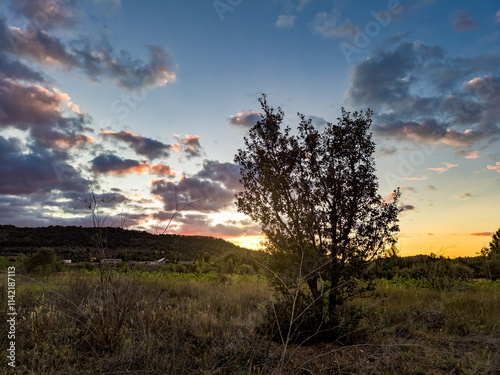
<box><xmin>0</xmin><ymin>272</ymin><xmax>499</xmax><ymax>374</ymax></box>
<box><xmin>0</xmin><ymin>271</ymin><xmax>271</xmax><ymax>374</ymax></box>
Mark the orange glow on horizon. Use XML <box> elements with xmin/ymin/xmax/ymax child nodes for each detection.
<box><xmin>228</xmin><ymin>235</ymin><xmax>266</xmax><ymax>250</ymax></box>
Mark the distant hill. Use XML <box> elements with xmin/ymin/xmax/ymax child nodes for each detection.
<box><xmin>0</xmin><ymin>225</ymin><xmax>252</xmax><ymax>262</ymax></box>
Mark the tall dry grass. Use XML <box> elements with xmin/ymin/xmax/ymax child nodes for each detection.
<box><xmin>0</xmin><ymin>271</ymin><xmax>271</xmax><ymax>374</ymax></box>
<box><xmin>0</xmin><ymin>272</ymin><xmax>499</xmax><ymax>374</ymax></box>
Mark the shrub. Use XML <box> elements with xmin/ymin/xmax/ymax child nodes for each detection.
<box><xmin>19</xmin><ymin>247</ymin><xmax>65</xmax><ymax>276</ymax></box>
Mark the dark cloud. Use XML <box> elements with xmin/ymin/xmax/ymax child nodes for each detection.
<box><xmin>101</xmin><ymin>131</ymin><xmax>173</xmax><ymax>160</ymax></box>
<box><xmin>91</xmin><ymin>153</ymin><xmax>149</xmax><ymax>175</ymax></box>
<box><xmin>427</xmin><ymin>185</ymin><xmax>438</xmax><ymax>190</ymax></box>
<box><xmin>31</xmin><ymin>127</ymin><xmax>95</xmax><ymax>150</ymax></box>
<box><xmin>0</xmin><ymin>191</ymin><xmax>130</xmax><ymax>228</ymax></box>
<box><xmin>401</xmin><ymin>186</ymin><xmax>417</xmax><ymax>193</ymax></box>
<box><xmin>0</xmin><ymin>52</ymin><xmax>45</xmax><ymax>82</ymax></box>
<box><xmin>8</xmin><ymin>0</ymin><xmax>79</xmax><ymax>30</ymax></box>
<box><xmin>151</xmin><ymin>211</ymin><xmax>261</xmax><ymax>238</ymax></box>
<box><xmin>452</xmin><ymin>10</ymin><xmax>479</xmax><ymax>32</ymax></box>
<box><xmin>72</xmin><ymin>43</ymin><xmax>176</xmax><ymax>91</ymax></box>
<box><xmin>211</xmin><ymin>222</ymin><xmax>261</xmax><ymax>237</ymax></box>
<box><xmin>346</xmin><ymin>43</ymin><xmax>417</xmax><ymax>107</ymax></box>
<box><xmin>174</xmin><ymin>134</ymin><xmax>203</xmax><ymax>159</ymax></box>
<box><xmin>0</xmin><ymin>135</ymin><xmax>87</xmax><ymax>195</ymax></box>
<box><xmin>151</xmin><ymin>177</ymin><xmax>235</xmax><ymax>213</ymax></box>
<box><xmin>0</xmin><ymin>135</ymin><xmax>22</xmax><ymax>157</ymax></box>
<box><xmin>0</xmin><ymin>1</ymin><xmax>178</xmax><ymax>228</ymax></box>
<box><xmin>0</xmin><ymin>78</ymin><xmax>81</xmax><ymax>128</ymax></box>
<box><xmin>0</xmin><ymin>77</ymin><xmax>93</xmax><ymax>150</ymax></box>
<box><xmin>400</xmin><ymin>204</ymin><xmax>415</xmax><ymax>211</ymax></box>
<box><xmin>374</xmin><ymin>119</ymin><xmax>481</xmax><ymax>147</ymax></box>
<box><xmin>194</xmin><ymin>160</ymin><xmax>242</xmax><ymax>190</ymax></box>
<box><xmin>0</xmin><ymin>18</ymin><xmax>176</xmax><ymax>92</ymax></box>
<box><xmin>346</xmin><ymin>41</ymin><xmax>500</xmax><ymax>149</ymax></box>
<box><xmin>229</xmin><ymin>110</ymin><xmax>261</xmax><ymax>129</ymax></box>
<box><xmin>3</xmin><ymin>20</ymin><xmax>76</xmax><ymax>66</ymax></box>
<box><xmin>151</xmin><ymin>160</ymin><xmax>243</xmax><ymax>214</ymax></box>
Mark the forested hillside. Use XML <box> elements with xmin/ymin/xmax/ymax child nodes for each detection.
<box><xmin>0</xmin><ymin>225</ymin><xmax>251</xmax><ymax>262</ymax></box>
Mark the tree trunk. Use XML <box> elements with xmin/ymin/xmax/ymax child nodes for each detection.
<box><xmin>306</xmin><ymin>276</ymin><xmax>320</xmax><ymax>300</ymax></box>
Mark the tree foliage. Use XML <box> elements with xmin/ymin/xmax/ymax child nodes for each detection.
<box><xmin>19</xmin><ymin>247</ymin><xmax>65</xmax><ymax>276</ymax></box>
<box><xmin>235</xmin><ymin>95</ymin><xmax>401</xmax><ymax>313</ymax></box>
<box><xmin>489</xmin><ymin>228</ymin><xmax>500</xmax><ymax>257</ymax></box>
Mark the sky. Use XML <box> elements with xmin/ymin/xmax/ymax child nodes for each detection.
<box><xmin>0</xmin><ymin>0</ymin><xmax>499</xmax><ymax>257</ymax></box>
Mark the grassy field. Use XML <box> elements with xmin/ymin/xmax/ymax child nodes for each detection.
<box><xmin>1</xmin><ymin>270</ymin><xmax>499</xmax><ymax>374</ymax></box>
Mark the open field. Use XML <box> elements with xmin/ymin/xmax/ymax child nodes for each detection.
<box><xmin>1</xmin><ymin>269</ymin><xmax>499</xmax><ymax>374</ymax></box>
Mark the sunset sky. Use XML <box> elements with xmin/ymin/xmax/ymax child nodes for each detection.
<box><xmin>0</xmin><ymin>0</ymin><xmax>499</xmax><ymax>257</ymax></box>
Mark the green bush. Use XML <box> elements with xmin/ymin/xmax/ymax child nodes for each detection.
<box><xmin>77</xmin><ymin>262</ymin><xmax>95</xmax><ymax>271</ymax></box>
<box><xmin>19</xmin><ymin>247</ymin><xmax>65</xmax><ymax>276</ymax></box>
<box><xmin>0</xmin><ymin>256</ymin><xmax>11</xmax><ymax>269</ymax></box>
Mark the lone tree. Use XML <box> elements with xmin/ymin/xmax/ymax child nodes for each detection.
<box><xmin>235</xmin><ymin>95</ymin><xmax>401</xmax><ymax>319</ymax></box>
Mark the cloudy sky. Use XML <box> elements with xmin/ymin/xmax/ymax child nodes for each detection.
<box><xmin>0</xmin><ymin>0</ymin><xmax>499</xmax><ymax>257</ymax></box>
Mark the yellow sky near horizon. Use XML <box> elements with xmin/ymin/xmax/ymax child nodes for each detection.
<box><xmin>228</xmin><ymin>232</ymin><xmax>496</xmax><ymax>258</ymax></box>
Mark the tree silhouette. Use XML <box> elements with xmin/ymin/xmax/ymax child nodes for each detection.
<box><xmin>235</xmin><ymin>94</ymin><xmax>401</xmax><ymax>317</ymax></box>
<box><xmin>489</xmin><ymin>228</ymin><xmax>500</xmax><ymax>256</ymax></box>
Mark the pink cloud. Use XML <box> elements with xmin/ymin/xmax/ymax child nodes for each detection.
<box><xmin>427</xmin><ymin>162</ymin><xmax>459</xmax><ymax>174</ymax></box>
<box><xmin>403</xmin><ymin>176</ymin><xmax>428</xmax><ymax>181</ymax></box>
<box><xmin>151</xmin><ymin>164</ymin><xmax>176</xmax><ymax>177</ymax></box>
<box><xmin>486</xmin><ymin>162</ymin><xmax>500</xmax><ymax>173</ymax></box>
<box><xmin>465</xmin><ymin>150</ymin><xmax>481</xmax><ymax>159</ymax></box>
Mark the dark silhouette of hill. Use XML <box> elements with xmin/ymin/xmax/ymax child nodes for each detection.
<box><xmin>0</xmin><ymin>225</ymin><xmax>251</xmax><ymax>262</ymax></box>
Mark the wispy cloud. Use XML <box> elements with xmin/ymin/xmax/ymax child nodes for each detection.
<box><xmin>101</xmin><ymin>131</ymin><xmax>174</xmax><ymax>160</ymax></box>
<box><xmin>464</xmin><ymin>150</ymin><xmax>481</xmax><ymax>159</ymax></box>
<box><xmin>312</xmin><ymin>9</ymin><xmax>358</xmax><ymax>38</ymax></box>
<box><xmin>1</xmin><ymin>18</ymin><xmax>176</xmax><ymax>91</ymax></box>
<box><xmin>487</xmin><ymin>161</ymin><xmax>500</xmax><ymax>172</ymax></box>
<box><xmin>403</xmin><ymin>176</ymin><xmax>428</xmax><ymax>181</ymax></box>
<box><xmin>427</xmin><ymin>162</ymin><xmax>459</xmax><ymax>174</ymax></box>
<box><xmin>276</xmin><ymin>15</ymin><xmax>296</xmax><ymax>28</ymax></box>
<box><xmin>459</xmin><ymin>192</ymin><xmax>479</xmax><ymax>200</ymax></box>
<box><xmin>174</xmin><ymin>134</ymin><xmax>203</xmax><ymax>160</ymax></box>
<box><xmin>452</xmin><ymin>10</ymin><xmax>479</xmax><ymax>32</ymax></box>
<box><xmin>470</xmin><ymin>232</ymin><xmax>494</xmax><ymax>236</ymax></box>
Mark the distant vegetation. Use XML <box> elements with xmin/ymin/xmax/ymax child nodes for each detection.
<box><xmin>0</xmin><ymin>224</ymin><xmax>258</xmax><ymax>262</ymax></box>
<box><xmin>1</xmin><ymin>253</ymin><xmax>499</xmax><ymax>373</ymax></box>
<box><xmin>1</xmin><ymin>225</ymin><xmax>499</xmax><ymax>282</ymax></box>
<box><xmin>1</xmin><ymin>228</ymin><xmax>499</xmax><ymax>373</ymax></box>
